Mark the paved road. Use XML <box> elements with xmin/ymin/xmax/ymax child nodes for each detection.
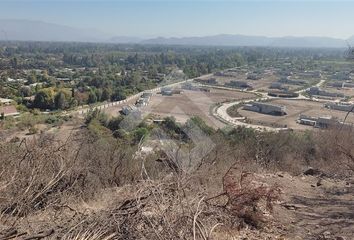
<box><xmin>71</xmin><ymin>73</ymin><xmax>213</xmax><ymax>116</ymax></box>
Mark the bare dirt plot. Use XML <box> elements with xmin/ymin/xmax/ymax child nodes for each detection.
<box><xmin>143</xmin><ymin>89</ymin><xmax>256</xmax><ymax>128</ymax></box>
<box><xmin>237</xmin><ymin>99</ymin><xmax>354</xmax><ymax>130</ymax></box>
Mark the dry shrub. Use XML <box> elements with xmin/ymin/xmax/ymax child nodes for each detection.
<box><xmin>0</xmin><ymin>134</ymin><xmax>81</xmax><ymax>221</ymax></box>
<box><xmin>220</xmin><ymin>165</ymin><xmax>281</xmax><ymax>229</ymax></box>
<box><xmin>311</xmin><ymin>126</ymin><xmax>354</xmax><ymax>176</ymax></box>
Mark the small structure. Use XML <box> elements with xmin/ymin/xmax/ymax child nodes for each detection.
<box><xmin>121</xmin><ymin>105</ymin><xmax>138</xmax><ymax>115</ymax></box>
<box><xmin>243</xmin><ymin>102</ymin><xmax>286</xmax><ymax>116</ymax></box>
<box><xmin>161</xmin><ymin>87</ymin><xmax>173</xmax><ymax>96</ymax></box>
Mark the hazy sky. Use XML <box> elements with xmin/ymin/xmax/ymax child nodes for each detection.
<box><xmin>0</xmin><ymin>0</ymin><xmax>354</xmax><ymax>38</ymax></box>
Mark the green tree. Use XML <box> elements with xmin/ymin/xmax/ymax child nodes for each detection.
<box><xmin>54</xmin><ymin>91</ymin><xmax>67</xmax><ymax>110</ymax></box>
<box><xmin>33</xmin><ymin>89</ymin><xmax>54</xmax><ymax>110</ymax></box>
<box><xmin>19</xmin><ymin>86</ymin><xmax>32</xmax><ymax>97</ymax></box>
<box><xmin>88</xmin><ymin>90</ymin><xmax>97</xmax><ymax>104</ymax></box>
<box><xmin>101</xmin><ymin>88</ymin><xmax>112</xmax><ymax>101</ymax></box>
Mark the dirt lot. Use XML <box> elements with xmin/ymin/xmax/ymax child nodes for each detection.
<box><xmin>237</xmin><ymin>99</ymin><xmax>354</xmax><ymax>130</ymax></box>
<box><xmin>143</xmin><ymin>88</ymin><xmax>256</xmax><ymax>128</ymax></box>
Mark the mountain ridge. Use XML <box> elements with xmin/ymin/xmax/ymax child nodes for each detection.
<box><xmin>0</xmin><ymin>19</ymin><xmax>352</xmax><ymax>48</ymax></box>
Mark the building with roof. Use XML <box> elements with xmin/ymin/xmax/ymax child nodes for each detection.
<box><xmin>324</xmin><ymin>102</ymin><xmax>354</xmax><ymax>112</ymax></box>
<box><xmin>121</xmin><ymin>105</ymin><xmax>139</xmax><ymax>115</ymax></box>
<box><xmin>307</xmin><ymin>87</ymin><xmax>345</xmax><ymax>98</ymax></box>
<box><xmin>243</xmin><ymin>102</ymin><xmax>286</xmax><ymax>116</ymax></box>
<box><xmin>297</xmin><ymin>114</ymin><xmax>340</xmax><ymax>129</ymax></box>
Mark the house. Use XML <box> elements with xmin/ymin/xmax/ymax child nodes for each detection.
<box><xmin>0</xmin><ymin>105</ymin><xmax>20</xmax><ymax>117</ymax></box>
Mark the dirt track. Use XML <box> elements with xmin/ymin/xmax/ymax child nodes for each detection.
<box><xmin>271</xmin><ymin>172</ymin><xmax>354</xmax><ymax>239</ymax></box>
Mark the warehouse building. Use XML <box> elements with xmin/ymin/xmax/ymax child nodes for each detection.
<box><xmin>307</xmin><ymin>87</ymin><xmax>345</xmax><ymax>98</ymax></box>
<box><xmin>297</xmin><ymin>114</ymin><xmax>339</xmax><ymax>129</ymax></box>
<box><xmin>243</xmin><ymin>102</ymin><xmax>286</xmax><ymax>116</ymax></box>
<box><xmin>324</xmin><ymin>102</ymin><xmax>354</xmax><ymax>112</ymax></box>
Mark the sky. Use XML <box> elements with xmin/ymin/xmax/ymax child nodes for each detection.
<box><xmin>0</xmin><ymin>0</ymin><xmax>354</xmax><ymax>39</ymax></box>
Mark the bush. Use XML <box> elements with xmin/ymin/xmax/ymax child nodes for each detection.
<box><xmin>28</xmin><ymin>126</ymin><xmax>38</xmax><ymax>135</ymax></box>
<box><xmin>45</xmin><ymin>115</ymin><xmax>60</xmax><ymax>125</ymax></box>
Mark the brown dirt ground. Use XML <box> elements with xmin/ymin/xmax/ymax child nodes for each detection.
<box><xmin>143</xmin><ymin>89</ymin><xmax>256</xmax><ymax>128</ymax></box>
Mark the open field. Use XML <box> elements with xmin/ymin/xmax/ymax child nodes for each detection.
<box><xmin>143</xmin><ymin>88</ymin><xmax>256</xmax><ymax>128</ymax></box>
<box><xmin>237</xmin><ymin>99</ymin><xmax>354</xmax><ymax>130</ymax></box>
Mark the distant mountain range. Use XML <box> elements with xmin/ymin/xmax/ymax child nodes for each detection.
<box><xmin>141</xmin><ymin>35</ymin><xmax>351</xmax><ymax>48</ymax></box>
<box><xmin>0</xmin><ymin>19</ymin><xmax>353</xmax><ymax>48</ymax></box>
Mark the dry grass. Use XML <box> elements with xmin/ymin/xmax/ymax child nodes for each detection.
<box><xmin>1</xmin><ymin>124</ymin><xmax>354</xmax><ymax>239</ymax></box>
